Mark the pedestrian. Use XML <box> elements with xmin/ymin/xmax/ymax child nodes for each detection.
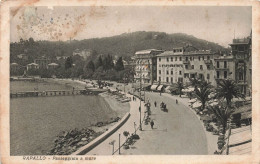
<box><xmin>150</xmin><ymin>120</ymin><xmax>154</xmax><ymax>129</ymax></box>
<box><xmin>154</xmin><ymin>101</ymin><xmax>157</xmax><ymax>107</ymax></box>
<box><xmin>176</xmin><ymin>99</ymin><xmax>178</xmax><ymax>104</ymax></box>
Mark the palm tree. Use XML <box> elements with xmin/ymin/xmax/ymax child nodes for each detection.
<box><xmin>189</xmin><ymin>77</ymin><xmax>201</xmax><ymax>90</ymax></box>
<box><xmin>194</xmin><ymin>81</ymin><xmax>212</xmax><ymax>111</ymax></box>
<box><xmin>215</xmin><ymin>79</ymin><xmax>245</xmax><ymax>107</ymax></box>
<box><xmin>177</xmin><ymin>81</ymin><xmax>184</xmax><ymax>97</ymax></box>
<box><xmin>208</xmin><ymin>103</ymin><xmax>234</xmax><ymax>136</ymax></box>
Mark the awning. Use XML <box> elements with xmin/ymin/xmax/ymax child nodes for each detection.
<box><xmin>157</xmin><ymin>85</ymin><xmax>164</xmax><ymax>91</ymax></box>
<box><xmin>241</xmin><ymin>112</ymin><xmax>252</xmax><ymax>120</ymax></box>
<box><xmin>192</xmin><ymin>101</ymin><xmax>202</xmax><ymax>108</ymax></box>
<box><xmin>232</xmin><ymin>105</ymin><xmax>251</xmax><ymax>114</ymax></box>
<box><xmin>188</xmin><ymin>98</ymin><xmax>197</xmax><ymax>103</ymax></box>
<box><xmin>151</xmin><ymin>85</ymin><xmax>158</xmax><ymax>91</ymax></box>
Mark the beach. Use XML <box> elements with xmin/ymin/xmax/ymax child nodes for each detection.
<box><xmin>10</xmin><ymin>78</ymin><xmax>130</xmax><ymax>155</ymax></box>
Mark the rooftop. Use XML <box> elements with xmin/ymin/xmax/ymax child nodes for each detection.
<box><xmin>135</xmin><ymin>49</ymin><xmax>164</xmax><ymax>55</ymax></box>
<box><xmin>157</xmin><ymin>50</ymin><xmax>213</xmax><ymax>57</ymax></box>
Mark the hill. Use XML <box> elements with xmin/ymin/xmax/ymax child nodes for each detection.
<box><xmin>10</xmin><ymin>31</ymin><xmax>226</xmax><ymax>63</ymax></box>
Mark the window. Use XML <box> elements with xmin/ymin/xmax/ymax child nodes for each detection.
<box><xmin>202</xmin><ymin>56</ymin><xmax>204</xmax><ymax>60</ymax></box>
<box><xmin>185</xmin><ymin>65</ymin><xmax>188</xmax><ymax>69</ymax></box>
<box><xmin>174</xmin><ymin>50</ymin><xmax>176</xmax><ymax>53</ymax></box>
<box><xmin>175</xmin><ymin>57</ymin><xmax>177</xmax><ymax>61</ymax></box>
<box><xmin>185</xmin><ymin>57</ymin><xmax>188</xmax><ymax>61</ymax></box>
<box><xmin>166</xmin><ymin>70</ymin><xmax>169</xmax><ymax>75</ymax></box>
<box><xmin>190</xmin><ymin>57</ymin><xmax>193</xmax><ymax>61</ymax></box>
<box><xmin>190</xmin><ymin>74</ymin><xmax>195</xmax><ymax>78</ymax></box>
<box><xmin>199</xmin><ymin>56</ymin><xmax>201</xmax><ymax>61</ymax></box>
<box><xmin>207</xmin><ymin>74</ymin><xmax>210</xmax><ymax>79</ymax></box>
<box><xmin>171</xmin><ymin>57</ymin><xmax>173</xmax><ymax>61</ymax></box>
<box><xmin>224</xmin><ymin>71</ymin><xmax>227</xmax><ymax>78</ymax></box>
<box><xmin>217</xmin><ymin>61</ymin><xmax>219</xmax><ymax>68</ymax></box>
<box><xmin>207</xmin><ymin>65</ymin><xmax>210</xmax><ymax>69</ymax></box>
<box><xmin>159</xmin><ymin>70</ymin><xmax>161</xmax><ymax>74</ymax></box>
<box><xmin>207</xmin><ymin>56</ymin><xmax>210</xmax><ymax>60</ymax></box>
<box><xmin>171</xmin><ymin>70</ymin><xmax>173</xmax><ymax>75</ymax></box>
<box><xmin>180</xmin><ymin>49</ymin><xmax>182</xmax><ymax>52</ymax></box>
<box><xmin>179</xmin><ymin>57</ymin><xmax>182</xmax><ymax>61</ymax></box>
<box><xmin>239</xmin><ymin>72</ymin><xmax>244</xmax><ymax>80</ymax></box>
<box><xmin>179</xmin><ymin>71</ymin><xmax>182</xmax><ymax>75</ymax></box>
<box><xmin>224</xmin><ymin>61</ymin><xmax>227</xmax><ymax>68</ymax></box>
<box><xmin>159</xmin><ymin>76</ymin><xmax>161</xmax><ymax>81</ymax></box>
<box><xmin>167</xmin><ymin>58</ymin><xmax>169</xmax><ymax>62</ymax></box>
<box><xmin>171</xmin><ymin>77</ymin><xmax>173</xmax><ymax>83</ymax></box>
<box><xmin>217</xmin><ymin>71</ymin><xmax>220</xmax><ymax>79</ymax></box>
<box><xmin>184</xmin><ymin>73</ymin><xmax>189</xmax><ymax>78</ymax></box>
<box><xmin>159</xmin><ymin>58</ymin><xmax>161</xmax><ymax>62</ymax></box>
<box><xmin>166</xmin><ymin>77</ymin><xmax>169</xmax><ymax>82</ymax></box>
<box><xmin>191</xmin><ymin>65</ymin><xmax>194</xmax><ymax>69</ymax></box>
<box><xmin>199</xmin><ymin>74</ymin><xmax>203</xmax><ymax>79</ymax></box>
<box><xmin>200</xmin><ymin>65</ymin><xmax>203</xmax><ymax>70</ymax></box>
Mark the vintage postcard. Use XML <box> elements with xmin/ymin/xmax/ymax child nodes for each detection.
<box><xmin>1</xmin><ymin>0</ymin><xmax>259</xmax><ymax>163</ymax></box>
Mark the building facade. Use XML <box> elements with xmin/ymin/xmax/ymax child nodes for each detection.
<box><xmin>156</xmin><ymin>46</ymin><xmax>218</xmax><ymax>86</ymax></box>
<box><xmin>229</xmin><ymin>34</ymin><xmax>252</xmax><ymax>96</ymax></box>
<box><xmin>34</xmin><ymin>57</ymin><xmax>51</xmax><ymax>69</ymax></box>
<box><xmin>134</xmin><ymin>49</ymin><xmax>164</xmax><ymax>84</ymax></box>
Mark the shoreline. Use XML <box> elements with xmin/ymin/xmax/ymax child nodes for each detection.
<box><xmin>46</xmin><ymin>78</ymin><xmax>130</xmax><ymax>154</ymax></box>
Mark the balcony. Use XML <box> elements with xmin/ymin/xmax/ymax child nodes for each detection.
<box><xmin>215</xmin><ymin>67</ymin><xmax>229</xmax><ymax>70</ymax></box>
<box><xmin>204</xmin><ymin>60</ymin><xmax>212</xmax><ymax>64</ymax></box>
<box><xmin>183</xmin><ymin>60</ymin><xmax>190</xmax><ymax>64</ymax></box>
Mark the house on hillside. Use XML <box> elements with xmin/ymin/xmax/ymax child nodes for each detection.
<box><xmin>17</xmin><ymin>54</ymin><xmax>28</xmax><ymax>60</ymax></box>
<box><xmin>27</xmin><ymin>63</ymin><xmax>39</xmax><ymax>71</ymax></box>
<box><xmin>48</xmin><ymin>63</ymin><xmax>59</xmax><ymax>69</ymax></box>
<box><xmin>72</xmin><ymin>49</ymin><xmax>91</xmax><ymax>59</ymax></box>
<box><xmin>34</xmin><ymin>56</ymin><xmax>51</xmax><ymax>69</ymax></box>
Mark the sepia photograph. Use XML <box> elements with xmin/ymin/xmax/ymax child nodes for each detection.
<box><xmin>1</xmin><ymin>0</ymin><xmax>260</xmax><ymax>163</ymax></box>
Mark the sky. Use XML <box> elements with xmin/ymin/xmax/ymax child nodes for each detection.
<box><xmin>10</xmin><ymin>6</ymin><xmax>252</xmax><ymax>47</ymax></box>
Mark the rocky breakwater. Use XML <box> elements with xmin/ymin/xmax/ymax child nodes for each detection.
<box><xmin>47</xmin><ymin>117</ymin><xmax>121</xmax><ymax>155</ymax></box>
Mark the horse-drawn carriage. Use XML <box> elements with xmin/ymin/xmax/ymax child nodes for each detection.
<box><xmin>160</xmin><ymin>102</ymin><xmax>168</xmax><ymax>112</ymax></box>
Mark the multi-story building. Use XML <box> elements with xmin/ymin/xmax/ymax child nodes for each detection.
<box><xmin>214</xmin><ymin>55</ymin><xmax>235</xmax><ymax>81</ymax></box>
<box><xmin>134</xmin><ymin>49</ymin><xmax>164</xmax><ymax>84</ymax></box>
<box><xmin>34</xmin><ymin>56</ymin><xmax>51</xmax><ymax>69</ymax></box>
<box><xmin>157</xmin><ymin>46</ymin><xmax>218</xmax><ymax>86</ymax></box>
<box><xmin>229</xmin><ymin>33</ymin><xmax>252</xmax><ymax>96</ymax></box>
<box><xmin>27</xmin><ymin>63</ymin><xmax>39</xmax><ymax>71</ymax></box>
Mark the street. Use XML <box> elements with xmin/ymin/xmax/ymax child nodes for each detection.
<box><xmin>122</xmin><ymin>91</ymin><xmax>208</xmax><ymax>155</ymax></box>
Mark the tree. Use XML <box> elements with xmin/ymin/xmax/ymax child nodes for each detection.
<box><xmin>194</xmin><ymin>81</ymin><xmax>212</xmax><ymax>111</ymax></box>
<box><xmin>177</xmin><ymin>81</ymin><xmax>184</xmax><ymax>97</ymax></box>
<box><xmin>115</xmin><ymin>57</ymin><xmax>124</xmax><ymax>71</ymax></box>
<box><xmin>95</xmin><ymin>56</ymin><xmax>103</xmax><ymax>69</ymax></box>
<box><xmin>65</xmin><ymin>57</ymin><xmax>73</xmax><ymax>70</ymax></box>
<box><xmin>215</xmin><ymin>79</ymin><xmax>245</xmax><ymax>108</ymax></box>
<box><xmin>85</xmin><ymin>60</ymin><xmax>95</xmax><ymax>72</ymax></box>
<box><xmin>208</xmin><ymin>103</ymin><xmax>234</xmax><ymax>136</ymax></box>
<box><xmin>189</xmin><ymin>77</ymin><xmax>201</xmax><ymax>90</ymax></box>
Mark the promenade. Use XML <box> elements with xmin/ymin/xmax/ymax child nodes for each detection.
<box><xmin>87</xmin><ymin>92</ymin><xmax>146</xmax><ymax>155</ymax></box>
<box><xmin>85</xmin><ymin>82</ymin><xmax>215</xmax><ymax>155</ymax></box>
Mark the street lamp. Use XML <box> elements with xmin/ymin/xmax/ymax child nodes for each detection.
<box><xmin>118</xmin><ymin>133</ymin><xmax>121</xmax><ymax>155</ymax></box>
<box><xmin>109</xmin><ymin>140</ymin><xmax>115</xmax><ymax>155</ymax></box>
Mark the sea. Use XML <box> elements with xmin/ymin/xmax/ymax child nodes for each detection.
<box><xmin>10</xmin><ymin>80</ymin><xmax>118</xmax><ymax>155</ymax></box>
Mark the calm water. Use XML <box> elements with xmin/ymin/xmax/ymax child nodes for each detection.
<box><xmin>10</xmin><ymin>81</ymin><xmax>118</xmax><ymax>155</ymax></box>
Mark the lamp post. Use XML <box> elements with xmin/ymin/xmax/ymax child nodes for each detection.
<box><xmin>118</xmin><ymin>133</ymin><xmax>121</xmax><ymax>155</ymax></box>
<box><xmin>109</xmin><ymin>140</ymin><xmax>115</xmax><ymax>155</ymax></box>
<box><xmin>139</xmin><ymin>63</ymin><xmax>142</xmax><ymax>131</ymax></box>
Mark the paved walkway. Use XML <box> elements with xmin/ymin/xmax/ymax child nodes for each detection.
<box><xmin>87</xmin><ymin>93</ymin><xmax>145</xmax><ymax>155</ymax></box>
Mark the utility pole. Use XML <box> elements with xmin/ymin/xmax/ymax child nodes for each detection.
<box><xmin>139</xmin><ymin>62</ymin><xmax>142</xmax><ymax>131</ymax></box>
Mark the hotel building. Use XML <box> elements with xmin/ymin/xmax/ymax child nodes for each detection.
<box><xmin>156</xmin><ymin>46</ymin><xmax>218</xmax><ymax>86</ymax></box>
<box><xmin>133</xmin><ymin>49</ymin><xmax>164</xmax><ymax>84</ymax></box>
